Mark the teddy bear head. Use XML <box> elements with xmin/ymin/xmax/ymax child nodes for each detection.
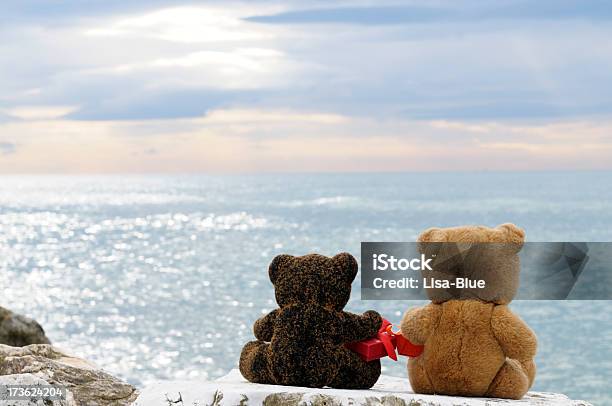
<box><xmin>417</xmin><ymin>223</ymin><xmax>525</xmax><ymax>304</ymax></box>
<box><xmin>268</xmin><ymin>252</ymin><xmax>358</xmax><ymax>310</ymax></box>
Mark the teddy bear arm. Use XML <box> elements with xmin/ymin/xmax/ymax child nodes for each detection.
<box><xmin>491</xmin><ymin>306</ymin><xmax>537</xmax><ymax>360</ymax></box>
<box><xmin>341</xmin><ymin>310</ymin><xmax>382</xmax><ymax>343</ymax></box>
<box><xmin>253</xmin><ymin>309</ymin><xmax>278</xmax><ymax>342</ymax></box>
<box><xmin>400</xmin><ymin>304</ymin><xmax>440</xmax><ymax>345</ymax></box>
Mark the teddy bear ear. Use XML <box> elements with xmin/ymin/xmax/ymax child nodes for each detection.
<box><xmin>332</xmin><ymin>252</ymin><xmax>358</xmax><ymax>282</ymax></box>
<box><xmin>417</xmin><ymin>227</ymin><xmax>447</xmax><ymax>255</ymax></box>
<box><xmin>417</xmin><ymin>227</ymin><xmax>446</xmax><ymax>243</ymax></box>
<box><xmin>497</xmin><ymin>223</ymin><xmax>525</xmax><ymax>243</ymax></box>
<box><xmin>268</xmin><ymin>254</ymin><xmax>294</xmax><ymax>284</ymax></box>
<box><xmin>497</xmin><ymin>223</ymin><xmax>525</xmax><ymax>251</ymax></box>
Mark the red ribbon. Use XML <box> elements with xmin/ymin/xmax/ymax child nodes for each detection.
<box><xmin>386</xmin><ymin>323</ymin><xmax>425</xmax><ymax>359</ymax></box>
<box><xmin>378</xmin><ymin>319</ymin><xmax>398</xmax><ymax>361</ymax></box>
<box><xmin>346</xmin><ymin>318</ymin><xmax>425</xmax><ymax>361</ymax></box>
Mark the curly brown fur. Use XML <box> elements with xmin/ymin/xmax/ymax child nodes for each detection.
<box><xmin>401</xmin><ymin>224</ymin><xmax>537</xmax><ymax>400</ymax></box>
<box><xmin>239</xmin><ymin>253</ymin><xmax>382</xmax><ymax>388</ymax></box>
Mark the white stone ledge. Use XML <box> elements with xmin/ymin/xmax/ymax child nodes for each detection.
<box><xmin>134</xmin><ymin>369</ymin><xmax>593</xmax><ymax>406</ymax></box>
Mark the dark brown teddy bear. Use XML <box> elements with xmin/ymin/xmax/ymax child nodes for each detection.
<box><xmin>239</xmin><ymin>253</ymin><xmax>383</xmax><ymax>388</ymax></box>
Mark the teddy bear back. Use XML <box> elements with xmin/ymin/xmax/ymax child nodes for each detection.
<box><xmin>417</xmin><ymin>223</ymin><xmax>525</xmax><ymax>304</ymax></box>
<box><xmin>268</xmin><ymin>252</ymin><xmax>358</xmax><ymax>311</ymax></box>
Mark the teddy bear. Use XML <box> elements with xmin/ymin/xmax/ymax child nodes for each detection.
<box><xmin>401</xmin><ymin>223</ymin><xmax>537</xmax><ymax>399</ymax></box>
<box><xmin>239</xmin><ymin>252</ymin><xmax>383</xmax><ymax>388</ymax></box>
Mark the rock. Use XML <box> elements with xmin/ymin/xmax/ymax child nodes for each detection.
<box><xmin>0</xmin><ymin>344</ymin><xmax>138</xmax><ymax>406</ymax></box>
<box><xmin>135</xmin><ymin>369</ymin><xmax>593</xmax><ymax>406</ymax></box>
<box><xmin>0</xmin><ymin>307</ymin><xmax>50</xmax><ymax>347</ymax></box>
<box><xmin>0</xmin><ymin>373</ymin><xmax>77</xmax><ymax>405</ymax></box>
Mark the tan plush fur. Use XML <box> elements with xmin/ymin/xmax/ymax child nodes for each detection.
<box><xmin>401</xmin><ymin>224</ymin><xmax>537</xmax><ymax>399</ymax></box>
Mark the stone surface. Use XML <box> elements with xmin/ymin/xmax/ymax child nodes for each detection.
<box><xmin>0</xmin><ymin>373</ymin><xmax>77</xmax><ymax>405</ymax></box>
<box><xmin>0</xmin><ymin>344</ymin><xmax>138</xmax><ymax>406</ymax></box>
<box><xmin>0</xmin><ymin>307</ymin><xmax>50</xmax><ymax>347</ymax></box>
<box><xmin>135</xmin><ymin>369</ymin><xmax>593</xmax><ymax>406</ymax></box>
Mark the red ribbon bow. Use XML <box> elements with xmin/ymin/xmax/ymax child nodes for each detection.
<box><xmin>346</xmin><ymin>318</ymin><xmax>424</xmax><ymax>362</ymax></box>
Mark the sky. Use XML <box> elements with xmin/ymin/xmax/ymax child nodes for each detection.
<box><xmin>1</xmin><ymin>0</ymin><xmax>612</xmax><ymax>173</ymax></box>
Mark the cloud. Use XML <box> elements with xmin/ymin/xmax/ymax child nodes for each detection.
<box><xmin>203</xmin><ymin>108</ymin><xmax>347</xmax><ymax>125</ymax></box>
<box><xmin>1</xmin><ymin>1</ymin><xmax>612</xmax><ymax>123</ymax></box>
<box><xmin>2</xmin><ymin>105</ymin><xmax>78</xmax><ymax>120</ymax></box>
<box><xmin>85</xmin><ymin>47</ymin><xmax>299</xmax><ymax>90</ymax></box>
<box><xmin>0</xmin><ymin>0</ymin><xmax>197</xmax><ymax>24</ymax></box>
<box><xmin>65</xmin><ymin>88</ymin><xmax>240</xmax><ymax>120</ymax></box>
<box><xmin>246</xmin><ymin>1</ymin><xmax>612</xmax><ymax>25</ymax></box>
<box><xmin>1</xmin><ymin>108</ymin><xmax>612</xmax><ymax>173</ymax></box>
<box><xmin>86</xmin><ymin>6</ymin><xmax>277</xmax><ymax>43</ymax></box>
<box><xmin>0</xmin><ymin>1</ymin><xmax>611</xmax><ymax>173</ymax></box>
<box><xmin>0</xmin><ymin>4</ymin><xmax>313</xmax><ymax>121</ymax></box>
<box><xmin>246</xmin><ymin>5</ymin><xmax>458</xmax><ymax>25</ymax></box>
<box><xmin>0</xmin><ymin>142</ymin><xmax>17</xmax><ymax>155</ymax></box>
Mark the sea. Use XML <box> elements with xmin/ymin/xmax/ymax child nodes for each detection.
<box><xmin>0</xmin><ymin>173</ymin><xmax>610</xmax><ymax>404</ymax></box>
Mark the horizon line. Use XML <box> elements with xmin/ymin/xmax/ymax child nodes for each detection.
<box><xmin>0</xmin><ymin>168</ymin><xmax>611</xmax><ymax>176</ymax></box>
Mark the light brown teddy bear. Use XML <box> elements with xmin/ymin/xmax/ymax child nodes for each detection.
<box><xmin>401</xmin><ymin>223</ymin><xmax>537</xmax><ymax>399</ymax></box>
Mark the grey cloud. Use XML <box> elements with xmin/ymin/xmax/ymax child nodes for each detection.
<box><xmin>246</xmin><ymin>1</ymin><xmax>612</xmax><ymax>25</ymax></box>
<box><xmin>0</xmin><ymin>142</ymin><xmax>17</xmax><ymax>155</ymax></box>
<box><xmin>1</xmin><ymin>1</ymin><xmax>612</xmax><ymax>123</ymax></box>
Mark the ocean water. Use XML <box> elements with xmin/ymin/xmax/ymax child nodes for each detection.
<box><xmin>0</xmin><ymin>173</ymin><xmax>610</xmax><ymax>404</ymax></box>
